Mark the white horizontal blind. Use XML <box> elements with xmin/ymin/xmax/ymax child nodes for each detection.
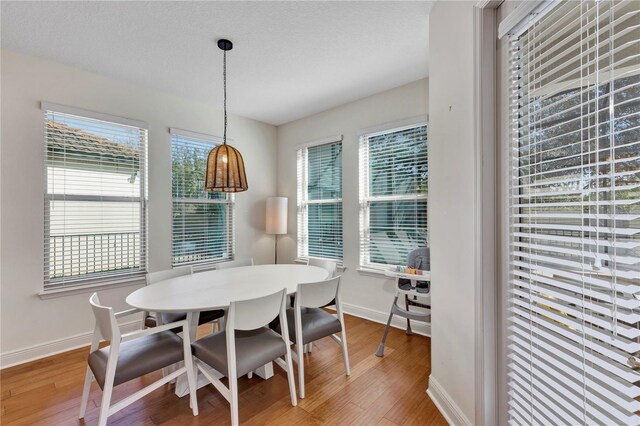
<box><xmin>508</xmin><ymin>1</ymin><xmax>640</xmax><ymax>425</ymax></box>
<box><xmin>297</xmin><ymin>140</ymin><xmax>343</xmax><ymax>261</ymax></box>
<box><xmin>44</xmin><ymin>108</ymin><xmax>147</xmax><ymax>288</ymax></box>
<box><xmin>359</xmin><ymin>124</ymin><xmax>428</xmax><ymax>269</ymax></box>
<box><xmin>171</xmin><ymin>131</ymin><xmax>234</xmax><ymax>266</ymax></box>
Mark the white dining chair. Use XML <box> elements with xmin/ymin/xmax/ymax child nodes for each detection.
<box><xmin>191</xmin><ymin>288</ymin><xmax>297</xmax><ymax>426</ymax></box>
<box><xmin>143</xmin><ymin>266</ymin><xmax>192</xmax><ymax>329</ymax></box>
<box><xmin>79</xmin><ymin>293</ymin><xmax>198</xmax><ymax>426</ymax></box>
<box><xmin>304</xmin><ymin>257</ymin><xmax>338</xmax><ymax>353</ymax></box>
<box><xmin>284</xmin><ymin>276</ymin><xmax>350</xmax><ymax>398</ymax></box>
<box><xmin>307</xmin><ymin>257</ymin><xmax>337</xmax><ymax>277</ymax></box>
<box><xmin>144</xmin><ymin>267</ymin><xmax>225</xmax><ymax>331</ymax></box>
<box><xmin>215</xmin><ymin>258</ymin><xmax>254</xmax><ymax>270</ymax></box>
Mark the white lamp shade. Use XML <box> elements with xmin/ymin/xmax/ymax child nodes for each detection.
<box><xmin>266</xmin><ymin>197</ymin><xmax>288</xmax><ymax>235</ymax></box>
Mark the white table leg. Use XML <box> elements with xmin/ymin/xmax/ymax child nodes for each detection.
<box><xmin>176</xmin><ymin>312</ymin><xmax>217</xmax><ymax>397</ymax></box>
<box><xmin>174</xmin><ymin>311</ymin><xmax>274</xmax><ymax>397</ymax></box>
<box><xmin>254</xmin><ymin>362</ymin><xmax>274</xmax><ymax>380</ymax></box>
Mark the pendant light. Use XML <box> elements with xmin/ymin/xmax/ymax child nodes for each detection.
<box><xmin>205</xmin><ymin>38</ymin><xmax>248</xmax><ymax>192</ymax></box>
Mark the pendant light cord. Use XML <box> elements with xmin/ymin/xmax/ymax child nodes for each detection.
<box><xmin>223</xmin><ymin>49</ymin><xmax>227</xmax><ymax>146</ymax></box>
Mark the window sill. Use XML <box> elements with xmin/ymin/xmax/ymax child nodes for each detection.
<box><xmin>294</xmin><ymin>258</ymin><xmax>347</xmax><ymax>273</ymax></box>
<box><xmin>38</xmin><ymin>276</ymin><xmax>146</xmax><ymax>300</ymax></box>
<box><xmin>357</xmin><ymin>267</ymin><xmax>394</xmax><ymax>279</ymax></box>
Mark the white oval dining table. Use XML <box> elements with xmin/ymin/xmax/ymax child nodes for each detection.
<box><xmin>125</xmin><ymin>264</ymin><xmax>329</xmax><ymax>397</ymax></box>
<box><xmin>126</xmin><ymin>264</ymin><xmax>329</xmax><ymax>316</ymax></box>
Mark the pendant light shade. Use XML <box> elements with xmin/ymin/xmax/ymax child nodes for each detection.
<box><xmin>205</xmin><ymin>144</ymin><xmax>248</xmax><ymax>192</ymax></box>
<box><xmin>205</xmin><ymin>38</ymin><xmax>248</xmax><ymax>193</ymax></box>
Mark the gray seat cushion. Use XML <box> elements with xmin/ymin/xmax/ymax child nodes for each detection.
<box><xmin>88</xmin><ymin>331</ymin><xmax>184</xmax><ymax>389</ymax></box>
<box><xmin>191</xmin><ymin>328</ymin><xmax>286</xmax><ymax>377</ymax></box>
<box><xmin>145</xmin><ymin>309</ymin><xmax>225</xmax><ymax>330</ymax></box>
<box><xmin>282</xmin><ymin>308</ymin><xmax>342</xmax><ymax>345</ymax></box>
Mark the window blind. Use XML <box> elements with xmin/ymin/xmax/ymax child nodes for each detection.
<box><xmin>171</xmin><ymin>130</ymin><xmax>234</xmax><ymax>266</ymax></box>
<box><xmin>359</xmin><ymin>124</ymin><xmax>428</xmax><ymax>269</ymax></box>
<box><xmin>44</xmin><ymin>107</ymin><xmax>147</xmax><ymax>288</ymax></box>
<box><xmin>296</xmin><ymin>139</ymin><xmax>343</xmax><ymax>261</ymax></box>
<box><xmin>507</xmin><ymin>1</ymin><xmax>640</xmax><ymax>425</ymax></box>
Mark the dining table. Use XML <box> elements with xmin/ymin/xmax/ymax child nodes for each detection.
<box><xmin>125</xmin><ymin>263</ymin><xmax>329</xmax><ymax>397</ymax></box>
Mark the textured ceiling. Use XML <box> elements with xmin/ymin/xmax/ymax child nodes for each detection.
<box><xmin>1</xmin><ymin>1</ymin><xmax>431</xmax><ymax>125</ymax></box>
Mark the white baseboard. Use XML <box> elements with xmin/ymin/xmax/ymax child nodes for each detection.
<box><xmin>0</xmin><ymin>319</ymin><xmax>141</xmax><ymax>369</ymax></box>
<box><xmin>427</xmin><ymin>375</ymin><xmax>472</xmax><ymax>426</ymax></box>
<box><xmin>341</xmin><ymin>302</ymin><xmax>431</xmax><ymax>337</ymax></box>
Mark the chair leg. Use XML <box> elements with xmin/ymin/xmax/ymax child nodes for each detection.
<box><xmin>79</xmin><ymin>367</ymin><xmax>93</xmax><ymax>419</ymax></box>
<box><xmin>405</xmin><ymin>294</ymin><xmax>413</xmax><ymax>335</ymax></box>
<box><xmin>97</xmin><ymin>376</ymin><xmax>114</xmax><ymax>426</ymax></box>
<box><xmin>284</xmin><ymin>349</ymin><xmax>298</xmax><ymax>407</ymax></box>
<box><xmin>340</xmin><ymin>330</ymin><xmax>350</xmax><ymax>376</ymax></box>
<box><xmin>184</xmin><ymin>357</ymin><xmax>199</xmax><ymax>416</ymax></box>
<box><xmin>247</xmin><ymin>371</ymin><xmax>253</xmax><ymax>379</ymax></box>
<box><xmin>141</xmin><ymin>311</ymin><xmax>149</xmax><ymax>329</ymax></box>
<box><xmin>376</xmin><ymin>302</ymin><xmax>396</xmax><ymax>357</ymax></box>
<box><xmin>229</xmin><ymin>372</ymin><xmax>239</xmax><ymax>426</ymax></box>
<box><xmin>308</xmin><ymin>342</ymin><xmax>313</xmax><ymax>353</ymax></box>
<box><xmin>297</xmin><ymin>345</ymin><xmax>306</xmax><ymax>399</ymax></box>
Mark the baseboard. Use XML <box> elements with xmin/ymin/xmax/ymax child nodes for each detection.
<box><xmin>0</xmin><ymin>319</ymin><xmax>141</xmax><ymax>369</ymax></box>
<box><xmin>341</xmin><ymin>302</ymin><xmax>431</xmax><ymax>337</ymax></box>
<box><xmin>427</xmin><ymin>375</ymin><xmax>472</xmax><ymax>426</ymax></box>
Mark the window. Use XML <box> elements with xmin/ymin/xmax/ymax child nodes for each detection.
<box><xmin>297</xmin><ymin>137</ymin><xmax>343</xmax><ymax>261</ymax></box>
<box><xmin>506</xmin><ymin>1</ymin><xmax>640</xmax><ymax>424</ymax></box>
<box><xmin>43</xmin><ymin>104</ymin><xmax>147</xmax><ymax>288</ymax></box>
<box><xmin>359</xmin><ymin>123</ymin><xmax>428</xmax><ymax>270</ymax></box>
<box><xmin>171</xmin><ymin>129</ymin><xmax>234</xmax><ymax>266</ymax></box>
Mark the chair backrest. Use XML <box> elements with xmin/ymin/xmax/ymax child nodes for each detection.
<box><xmin>216</xmin><ymin>258</ymin><xmax>254</xmax><ymax>270</ymax></box>
<box><xmin>146</xmin><ymin>266</ymin><xmax>193</xmax><ymax>285</ymax></box>
<box><xmin>89</xmin><ymin>293</ymin><xmax>120</xmax><ymax>342</ymax></box>
<box><xmin>227</xmin><ymin>288</ymin><xmax>286</xmax><ymax>331</ymax></box>
<box><xmin>295</xmin><ymin>276</ymin><xmax>341</xmax><ymax>309</ymax></box>
<box><xmin>307</xmin><ymin>258</ymin><xmax>337</xmax><ymax>278</ymax></box>
<box><xmin>407</xmin><ymin>247</ymin><xmax>430</xmax><ymax>270</ymax></box>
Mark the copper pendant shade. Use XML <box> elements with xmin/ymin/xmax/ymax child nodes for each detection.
<box><xmin>205</xmin><ymin>38</ymin><xmax>248</xmax><ymax>192</ymax></box>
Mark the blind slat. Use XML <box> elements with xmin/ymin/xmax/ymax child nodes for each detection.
<box><xmin>359</xmin><ymin>124</ymin><xmax>428</xmax><ymax>269</ymax></box>
<box><xmin>507</xmin><ymin>0</ymin><xmax>640</xmax><ymax>423</ymax></box>
<box><xmin>297</xmin><ymin>140</ymin><xmax>343</xmax><ymax>261</ymax></box>
<box><xmin>44</xmin><ymin>109</ymin><xmax>147</xmax><ymax>288</ymax></box>
<box><xmin>171</xmin><ymin>133</ymin><xmax>234</xmax><ymax>266</ymax></box>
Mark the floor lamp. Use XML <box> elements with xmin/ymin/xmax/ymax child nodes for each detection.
<box><xmin>266</xmin><ymin>197</ymin><xmax>287</xmax><ymax>264</ymax></box>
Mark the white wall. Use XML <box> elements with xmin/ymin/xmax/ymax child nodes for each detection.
<box><xmin>276</xmin><ymin>79</ymin><xmax>428</xmax><ymax>326</ymax></box>
<box><xmin>427</xmin><ymin>1</ymin><xmax>477</xmax><ymax>424</ymax></box>
<box><xmin>0</xmin><ymin>49</ymin><xmax>277</xmax><ymax>364</ymax></box>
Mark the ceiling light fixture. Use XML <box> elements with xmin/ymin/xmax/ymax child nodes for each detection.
<box><xmin>205</xmin><ymin>38</ymin><xmax>248</xmax><ymax>192</ymax></box>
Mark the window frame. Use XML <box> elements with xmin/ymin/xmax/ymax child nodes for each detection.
<box><xmin>296</xmin><ymin>135</ymin><xmax>344</xmax><ymax>263</ymax></box>
<box><xmin>42</xmin><ymin>102</ymin><xmax>149</xmax><ymax>291</ymax></box>
<box><xmin>170</xmin><ymin>128</ymin><xmax>235</xmax><ymax>269</ymax></box>
<box><xmin>358</xmin><ymin>119</ymin><xmax>429</xmax><ymax>272</ymax></box>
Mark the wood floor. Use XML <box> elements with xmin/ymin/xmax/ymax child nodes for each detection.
<box><xmin>0</xmin><ymin>314</ymin><xmax>446</xmax><ymax>425</ymax></box>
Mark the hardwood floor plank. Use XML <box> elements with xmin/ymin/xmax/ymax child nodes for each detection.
<box><xmin>0</xmin><ymin>314</ymin><xmax>445</xmax><ymax>425</ymax></box>
<box><xmin>319</xmin><ymin>401</ymin><xmax>364</xmax><ymax>425</ymax></box>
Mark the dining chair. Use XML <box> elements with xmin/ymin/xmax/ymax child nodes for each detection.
<box><xmin>79</xmin><ymin>293</ymin><xmax>198</xmax><ymax>426</ymax></box>
<box><xmin>191</xmin><ymin>288</ymin><xmax>297</xmax><ymax>426</ymax></box>
<box><xmin>304</xmin><ymin>257</ymin><xmax>338</xmax><ymax>353</ymax></box>
<box><xmin>307</xmin><ymin>257</ymin><xmax>337</xmax><ymax>277</ymax></box>
<box><xmin>215</xmin><ymin>258</ymin><xmax>254</xmax><ymax>270</ymax></box>
<box><xmin>284</xmin><ymin>276</ymin><xmax>350</xmax><ymax>398</ymax></box>
<box><xmin>144</xmin><ymin>267</ymin><xmax>225</xmax><ymax>330</ymax></box>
